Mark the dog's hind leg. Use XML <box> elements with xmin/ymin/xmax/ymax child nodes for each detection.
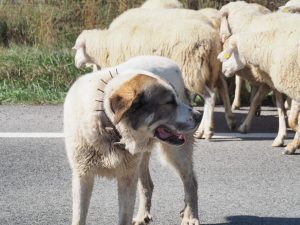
<box><xmin>160</xmin><ymin>139</ymin><xmax>199</xmax><ymax>225</ymax></box>
<box><xmin>72</xmin><ymin>172</ymin><xmax>94</xmax><ymax>225</ymax></box>
<box><xmin>117</xmin><ymin>171</ymin><xmax>139</xmax><ymax>225</ymax></box>
<box><xmin>133</xmin><ymin>152</ymin><xmax>154</xmax><ymax>225</ymax></box>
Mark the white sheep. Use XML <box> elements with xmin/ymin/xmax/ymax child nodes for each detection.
<box><xmin>141</xmin><ymin>0</ymin><xmax>183</xmax><ymax>9</ymax></box>
<box><xmin>219</xmin><ymin>1</ymin><xmax>271</xmax><ymax>112</ymax></box>
<box><xmin>279</xmin><ymin>0</ymin><xmax>300</xmax><ymax>13</ymax></box>
<box><xmin>219</xmin><ymin>1</ymin><xmax>292</xmax><ymax>147</ymax></box>
<box><xmin>218</xmin><ymin>29</ymin><xmax>300</xmax><ymax>154</ymax></box>
<box><xmin>73</xmin><ymin>9</ymin><xmax>236</xmax><ymax>139</ymax></box>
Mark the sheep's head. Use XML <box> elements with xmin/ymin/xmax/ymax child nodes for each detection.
<box><xmin>217</xmin><ymin>35</ymin><xmax>246</xmax><ymax>77</ymax></box>
<box><xmin>72</xmin><ymin>30</ymin><xmax>95</xmax><ymax>68</ymax></box>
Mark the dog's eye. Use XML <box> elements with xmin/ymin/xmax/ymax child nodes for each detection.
<box><xmin>165</xmin><ymin>97</ymin><xmax>176</xmax><ymax>106</ymax></box>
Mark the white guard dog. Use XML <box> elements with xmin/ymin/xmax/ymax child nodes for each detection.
<box><xmin>64</xmin><ymin>56</ymin><xmax>202</xmax><ymax>225</ymax></box>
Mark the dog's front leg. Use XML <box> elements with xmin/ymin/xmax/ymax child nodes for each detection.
<box><xmin>133</xmin><ymin>152</ymin><xmax>154</xmax><ymax>225</ymax></box>
<box><xmin>72</xmin><ymin>172</ymin><xmax>94</xmax><ymax>225</ymax></box>
<box><xmin>117</xmin><ymin>172</ymin><xmax>139</xmax><ymax>225</ymax></box>
<box><xmin>160</xmin><ymin>141</ymin><xmax>199</xmax><ymax>225</ymax></box>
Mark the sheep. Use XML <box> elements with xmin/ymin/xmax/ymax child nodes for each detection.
<box><xmin>141</xmin><ymin>0</ymin><xmax>183</xmax><ymax>9</ymax></box>
<box><xmin>73</xmin><ymin>9</ymin><xmax>236</xmax><ymax>140</ymax></box>
<box><xmin>279</xmin><ymin>0</ymin><xmax>300</xmax><ymax>13</ymax></box>
<box><xmin>219</xmin><ymin>1</ymin><xmax>293</xmax><ymax>147</ymax></box>
<box><xmin>218</xmin><ymin>29</ymin><xmax>300</xmax><ymax>154</ymax></box>
<box><xmin>219</xmin><ymin>1</ymin><xmax>271</xmax><ymax>111</ymax></box>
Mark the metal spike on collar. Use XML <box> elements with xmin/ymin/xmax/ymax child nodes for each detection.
<box><xmin>109</xmin><ymin>71</ymin><xmax>114</xmax><ymax>79</ymax></box>
<box><xmin>100</xmin><ymin>78</ymin><xmax>108</xmax><ymax>84</ymax></box>
<box><xmin>113</xmin><ymin>142</ymin><xmax>126</xmax><ymax>149</ymax></box>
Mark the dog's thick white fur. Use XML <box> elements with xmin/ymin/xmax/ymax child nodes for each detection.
<box><xmin>64</xmin><ymin>56</ymin><xmax>201</xmax><ymax>225</ymax></box>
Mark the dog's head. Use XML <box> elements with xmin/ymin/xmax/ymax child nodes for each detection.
<box><xmin>104</xmin><ymin>71</ymin><xmax>201</xmax><ymax>149</ymax></box>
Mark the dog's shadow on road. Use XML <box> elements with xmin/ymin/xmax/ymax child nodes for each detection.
<box><xmin>205</xmin><ymin>215</ymin><xmax>300</xmax><ymax>225</ymax></box>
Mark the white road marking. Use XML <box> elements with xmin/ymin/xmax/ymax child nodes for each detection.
<box><xmin>213</xmin><ymin>132</ymin><xmax>294</xmax><ymax>140</ymax></box>
<box><xmin>0</xmin><ymin>132</ymin><xmax>295</xmax><ymax>139</ymax></box>
<box><xmin>0</xmin><ymin>132</ymin><xmax>64</xmax><ymax>138</ymax></box>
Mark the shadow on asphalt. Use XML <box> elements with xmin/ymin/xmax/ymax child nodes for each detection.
<box><xmin>206</xmin><ymin>215</ymin><xmax>300</xmax><ymax>225</ymax></box>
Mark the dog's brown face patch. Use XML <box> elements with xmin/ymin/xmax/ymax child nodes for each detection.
<box><xmin>109</xmin><ymin>74</ymin><xmax>158</xmax><ymax>124</ymax></box>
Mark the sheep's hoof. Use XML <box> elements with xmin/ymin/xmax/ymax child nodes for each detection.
<box><xmin>238</xmin><ymin>125</ymin><xmax>248</xmax><ymax>134</ymax></box>
<box><xmin>203</xmin><ymin>131</ymin><xmax>213</xmax><ymax>140</ymax></box>
<box><xmin>227</xmin><ymin>117</ymin><xmax>237</xmax><ymax>131</ymax></box>
<box><xmin>231</xmin><ymin>104</ymin><xmax>240</xmax><ymax>110</ymax></box>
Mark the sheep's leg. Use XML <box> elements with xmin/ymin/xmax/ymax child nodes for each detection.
<box><xmin>194</xmin><ymin>86</ymin><xmax>215</xmax><ymax>139</ymax></box>
<box><xmin>133</xmin><ymin>152</ymin><xmax>153</xmax><ymax>225</ymax></box>
<box><xmin>194</xmin><ymin>93</ymin><xmax>209</xmax><ymax>139</ymax></box>
<box><xmin>118</xmin><ymin>171</ymin><xmax>139</xmax><ymax>225</ymax></box>
<box><xmin>284</xmin><ymin>96</ymin><xmax>292</xmax><ymax>110</ymax></box>
<box><xmin>232</xmin><ymin>76</ymin><xmax>243</xmax><ymax>110</ymax></box>
<box><xmin>288</xmin><ymin>100</ymin><xmax>300</xmax><ymax>131</ymax></box>
<box><xmin>238</xmin><ymin>84</ymin><xmax>269</xmax><ymax>133</ymax></box>
<box><xmin>250</xmin><ymin>84</ymin><xmax>262</xmax><ymax>117</ymax></box>
<box><xmin>72</xmin><ymin>172</ymin><xmax>94</xmax><ymax>225</ymax></box>
<box><xmin>284</xmin><ymin>101</ymin><xmax>300</xmax><ymax>155</ymax></box>
<box><xmin>272</xmin><ymin>91</ymin><xmax>287</xmax><ymax>147</ymax></box>
<box><xmin>159</xmin><ymin>141</ymin><xmax>199</xmax><ymax>225</ymax></box>
<box><xmin>217</xmin><ymin>75</ymin><xmax>236</xmax><ymax>130</ymax></box>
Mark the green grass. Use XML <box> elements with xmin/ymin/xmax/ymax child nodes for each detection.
<box><xmin>0</xmin><ymin>45</ymin><xmax>90</xmax><ymax>104</ymax></box>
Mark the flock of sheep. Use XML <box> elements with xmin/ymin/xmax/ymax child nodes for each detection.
<box><xmin>72</xmin><ymin>0</ymin><xmax>300</xmax><ymax>155</ymax></box>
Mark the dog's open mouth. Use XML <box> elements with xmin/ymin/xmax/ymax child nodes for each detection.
<box><xmin>154</xmin><ymin>125</ymin><xmax>185</xmax><ymax>145</ymax></box>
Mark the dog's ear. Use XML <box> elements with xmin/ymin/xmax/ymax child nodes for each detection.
<box><xmin>110</xmin><ymin>87</ymin><xmax>138</xmax><ymax>124</ymax></box>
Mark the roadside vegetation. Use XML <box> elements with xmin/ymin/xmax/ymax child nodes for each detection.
<box><xmin>0</xmin><ymin>0</ymin><xmax>285</xmax><ymax>104</ymax></box>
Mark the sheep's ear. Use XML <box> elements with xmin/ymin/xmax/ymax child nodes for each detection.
<box><xmin>219</xmin><ymin>12</ymin><xmax>231</xmax><ymax>43</ymax></box>
<box><xmin>228</xmin><ymin>35</ymin><xmax>238</xmax><ymax>50</ymax></box>
<box><xmin>218</xmin><ymin>36</ymin><xmax>237</xmax><ymax>62</ymax></box>
<box><xmin>109</xmin><ymin>88</ymin><xmax>138</xmax><ymax>124</ymax></box>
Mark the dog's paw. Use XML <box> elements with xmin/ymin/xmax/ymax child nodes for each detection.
<box><xmin>132</xmin><ymin>214</ymin><xmax>152</xmax><ymax>225</ymax></box>
<box><xmin>181</xmin><ymin>218</ymin><xmax>200</xmax><ymax>225</ymax></box>
<box><xmin>271</xmin><ymin>137</ymin><xmax>285</xmax><ymax>147</ymax></box>
<box><xmin>282</xmin><ymin>145</ymin><xmax>297</xmax><ymax>155</ymax></box>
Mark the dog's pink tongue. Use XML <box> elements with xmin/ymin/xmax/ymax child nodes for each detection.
<box><xmin>157</xmin><ymin>127</ymin><xmax>172</xmax><ymax>139</ymax></box>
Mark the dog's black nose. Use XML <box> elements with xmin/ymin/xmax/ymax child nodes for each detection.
<box><xmin>193</xmin><ymin>110</ymin><xmax>202</xmax><ymax>124</ymax></box>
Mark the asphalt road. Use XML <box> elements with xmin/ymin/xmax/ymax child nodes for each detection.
<box><xmin>0</xmin><ymin>105</ymin><xmax>299</xmax><ymax>225</ymax></box>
